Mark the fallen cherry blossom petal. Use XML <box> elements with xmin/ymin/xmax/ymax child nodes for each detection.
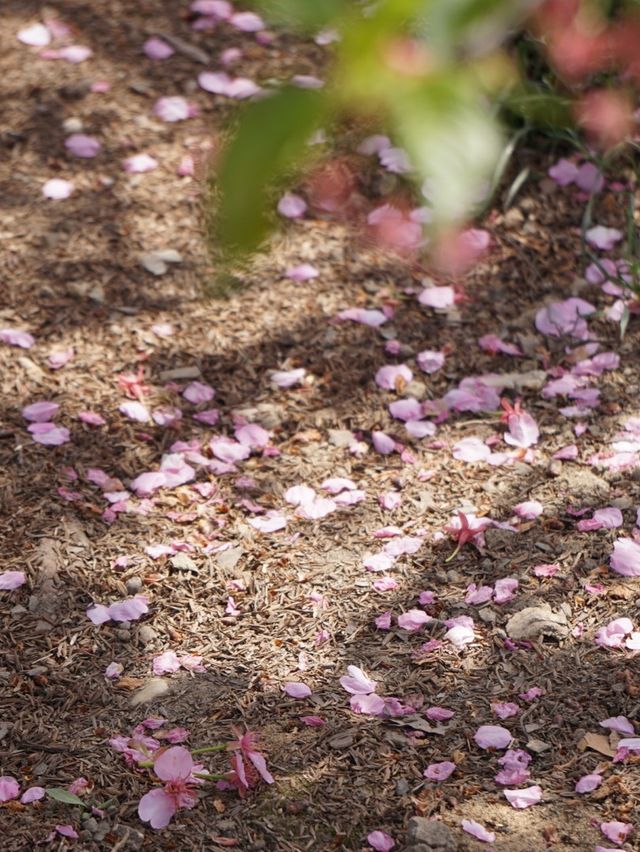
<box><xmin>575</xmin><ymin>773</ymin><xmax>602</xmax><ymax>793</ymax></box>
<box><xmin>424</xmin><ymin>761</ymin><xmax>456</xmax><ymax>781</ymax></box>
<box><xmin>367</xmin><ymin>830</ymin><xmax>395</xmax><ymax>851</ymax></box>
<box><xmin>600</xmin><ymin>821</ymin><xmax>633</xmax><ymax>844</ymax></box>
<box><xmin>28</xmin><ymin>422</ymin><xmax>70</xmax><ymax>446</ymax></box>
<box><xmin>461</xmin><ymin>819</ymin><xmax>495</xmax><ymax>843</ymax></box>
<box><xmin>20</xmin><ymin>786</ymin><xmax>45</xmax><ymax>803</ymax></box>
<box><xmin>340</xmin><ymin>666</ymin><xmax>377</xmax><ymax>695</ymax></box>
<box><xmin>300</xmin><ymin>716</ymin><xmax>325</xmax><ymax>727</ymax></box>
<box><xmin>283</xmin><ymin>682</ymin><xmax>312</xmax><ymax>699</ymax></box>
<box><xmin>474</xmin><ymin>725</ymin><xmax>512</xmax><ymax>750</ymax></box>
<box><xmin>144</xmin><ymin>37</ymin><xmax>174</xmax><ymax>59</ymax></box>
<box><xmin>0</xmin><ymin>328</ymin><xmax>35</xmax><ymax>348</ymax></box>
<box><xmin>65</xmin><ymin>133</ymin><xmax>101</xmax><ymax>158</ymax></box>
<box><xmin>42</xmin><ymin>178</ymin><xmax>74</xmax><ymax>199</ymax></box>
<box><xmin>18</xmin><ymin>23</ymin><xmax>51</xmax><ymax>46</ymax></box>
<box><xmin>503</xmin><ymin>785</ymin><xmax>542</xmax><ymax>808</ymax></box>
<box><xmin>610</xmin><ymin>538</ymin><xmax>640</xmax><ymax>577</ymax></box>
<box><xmin>277</xmin><ymin>193</ymin><xmax>307</xmax><ymax>218</ymax></box>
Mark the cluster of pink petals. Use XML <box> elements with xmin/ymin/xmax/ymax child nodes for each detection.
<box><xmin>198</xmin><ymin>71</ymin><xmax>261</xmax><ymax>99</ymax></box>
<box><xmin>595</xmin><ymin>617</ymin><xmax>640</xmax><ymax>649</ymax></box>
<box><xmin>577</xmin><ymin>507</ymin><xmax>623</xmax><ymax>531</ymax></box>
<box><xmin>0</xmin><ymin>774</ymin><xmax>44</xmax><ymax>805</ymax></box>
<box><xmin>138</xmin><ymin>747</ymin><xmax>202</xmax><ymax>829</ymax></box>
<box><xmin>495</xmin><ymin>749</ymin><xmax>531</xmax><ymax>785</ymax></box>
<box><xmin>535</xmin><ymin>298</ymin><xmax>595</xmax><ymax>339</ymax></box>
<box><xmin>87</xmin><ymin>594</ymin><xmax>149</xmax><ymax>625</ymax></box>
<box><xmin>548</xmin><ymin>158</ymin><xmax>604</xmax><ymax>192</ymax></box>
<box><xmin>285</xmin><ymin>484</ymin><xmax>336</xmax><ymax>520</ymax></box>
<box><xmin>153</xmin><ymin>651</ymin><xmax>205</xmax><ymax>676</ymax></box>
<box><xmin>465</xmin><ymin>577</ymin><xmax>518</xmax><ymax>605</ymax></box>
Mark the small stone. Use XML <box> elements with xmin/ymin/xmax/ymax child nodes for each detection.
<box><xmin>478</xmin><ymin>608</ymin><xmax>497</xmax><ymax>624</ymax></box>
<box><xmin>217</xmin><ymin>546</ymin><xmax>243</xmax><ymax>571</ymax></box>
<box><xmin>131</xmin><ymin>677</ymin><xmax>169</xmax><ymax>707</ymax></box>
<box><xmin>506</xmin><ymin>604</ymin><xmax>569</xmax><ymax>641</ymax></box>
<box><xmin>114</xmin><ymin>628</ymin><xmax>130</xmax><ymax>641</ymax></box>
<box><xmin>158</xmin><ymin>365</ymin><xmax>201</xmax><ymax>382</ymax></box>
<box><xmin>405</xmin><ymin>380</ymin><xmax>427</xmax><ymax>400</ymax></box>
<box><xmin>125</xmin><ymin>576</ymin><xmax>143</xmax><ymax>594</ymax></box>
<box><xmin>138</xmin><ymin>625</ymin><xmax>158</xmax><ymax>645</ymax></box>
<box><xmin>83</xmin><ymin>818</ymin><xmax>98</xmax><ymax>833</ymax></box>
<box><xmin>406</xmin><ymin>817</ymin><xmax>456</xmax><ymax>851</ymax></box>
<box><xmin>547</xmin><ymin>459</ymin><xmax>562</xmax><ymax>477</ymax></box>
<box><xmin>170</xmin><ymin>553</ymin><xmax>198</xmax><ymax>573</ymax></box>
<box><xmin>328</xmin><ymin>429</ymin><xmax>355</xmax><ymax>448</ymax></box>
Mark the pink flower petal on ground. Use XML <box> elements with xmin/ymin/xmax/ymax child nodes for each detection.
<box><xmin>55</xmin><ymin>825</ymin><xmax>79</xmax><ymax>839</ymax></box>
<box><xmin>109</xmin><ymin>596</ymin><xmax>149</xmax><ymax>622</ymax></box>
<box><xmin>78</xmin><ymin>410</ymin><xmax>106</xmax><ymax>426</ymax></box>
<box><xmin>426</xmin><ymin>707</ymin><xmax>454</xmax><ymax>721</ymax></box>
<box><xmin>65</xmin><ymin>134</ymin><xmax>101</xmax><ymax>158</ymax></box>
<box><xmin>119</xmin><ymin>401</ymin><xmax>149</xmax><ymax>422</ymax></box>
<box><xmin>379</xmin><ymin>147</ymin><xmax>411</xmax><ymax>173</ymax></box>
<box><xmin>601</xmin><ymin>716</ymin><xmax>635</xmax><ymax>735</ymax></box>
<box><xmin>22</xmin><ymin>401</ymin><xmax>60</xmax><ymax>422</ymax></box>
<box><xmin>418</xmin><ymin>286</ymin><xmax>455</xmax><ymax>309</ymax></box>
<box><xmin>55</xmin><ymin>45</ymin><xmax>92</xmax><ymax>63</ymax></box>
<box><xmin>154</xmin><ymin>96</ymin><xmax>192</xmax><ymax>122</ymax></box>
<box><xmin>210</xmin><ymin>437</ymin><xmax>250</xmax><ymax>464</ymax></box>
<box><xmin>235</xmin><ymin>423</ymin><xmax>270</xmax><ymax>448</ymax></box>
<box><xmin>610</xmin><ymin>538</ymin><xmax>640</xmax><ymax>576</ymax></box>
<box><xmin>389</xmin><ymin>399</ymin><xmax>423</xmax><ymax>421</ymax></box>
<box><xmin>372</xmin><ymin>431</ymin><xmax>396</xmax><ymax>454</ymax></box>
<box><xmin>0</xmin><ymin>777</ymin><xmax>20</xmax><ymax>802</ymax></box>
<box><xmin>600</xmin><ymin>821</ymin><xmax>633</xmax><ymax>844</ymax></box>
<box><xmin>336</xmin><ymin>308</ymin><xmax>387</xmax><ymax>327</ymax></box>
<box><xmin>375</xmin><ymin>611</ymin><xmax>392</xmax><ymax>629</ymax></box>
<box><xmin>453</xmin><ymin>437</ymin><xmax>491</xmax><ymax>463</ymax></box>
<box><xmin>373</xmin><ymin>577</ymin><xmax>398</xmax><ymax>593</ymax></box>
<box><xmin>548</xmin><ymin>158</ymin><xmax>578</xmax><ymax>185</ymax></box>
<box><xmin>18</xmin><ymin>23</ymin><xmax>51</xmax><ymax>46</ymax></box>
<box><xmin>20</xmin><ymin>786</ymin><xmax>45</xmax><ymax>803</ymax></box>
<box><xmin>474</xmin><ymin>725</ymin><xmax>512</xmax><ymax>750</ymax></box>
<box><xmin>533</xmin><ymin>563</ymin><xmax>560</xmax><ymax>577</ymax></box>
<box><xmin>138</xmin><ymin>787</ymin><xmax>177</xmax><ymax>829</ymax></box>
<box><xmin>300</xmin><ymin>715</ymin><xmax>325</xmax><ymax>727</ymax></box>
<box><xmin>461</xmin><ymin>819</ymin><xmax>495</xmax><ymax>843</ymax></box>
<box><xmin>144</xmin><ymin>37</ymin><xmax>174</xmax><ymax>59</ymax></box>
<box><xmin>375</xmin><ymin>364</ymin><xmax>413</xmax><ymax>391</ymax></box>
<box><xmin>193</xmin><ymin>408</ymin><xmax>219</xmax><ymax>425</ymax></box>
<box><xmin>513</xmin><ymin>500</ymin><xmax>543</xmax><ymax>519</ymax></box>
<box><xmin>465</xmin><ymin>584</ymin><xmax>493</xmax><ymax>605</ymax></box>
<box><xmin>277</xmin><ymin>193</ymin><xmax>307</xmax><ymax>218</ymax></box>
<box><xmin>444</xmin><ymin>616</ymin><xmax>475</xmax><ymax>649</ymax></box>
<box><xmin>575</xmin><ymin>773</ymin><xmax>602</xmax><ymax>794</ymax></box>
<box><xmin>283</xmin><ymin>682</ymin><xmax>312</xmax><ymax>699</ymax></box>
<box><xmin>504</xmin><ymin>785</ymin><xmax>542</xmax><ymax>808</ymax></box>
<box><xmin>47</xmin><ymin>347</ymin><xmax>74</xmax><ymax>369</ymax></box>
<box><xmin>595</xmin><ymin>617</ymin><xmax>634</xmax><ymax>648</ymax></box>
<box><xmin>416</xmin><ymin>350</ymin><xmax>445</xmax><ymax>374</ymax></box>
<box><xmin>28</xmin><ymin>422</ymin><xmax>70</xmax><ymax>446</ymax></box>
<box><xmin>575</xmin><ymin>162</ymin><xmax>604</xmax><ymax>192</ymax></box>
<box><xmin>553</xmin><ymin>444</ymin><xmax>578</xmax><ymax>460</ymax></box>
<box><xmin>123</xmin><ymin>153</ymin><xmax>158</xmax><ymax>173</ymax></box>
<box><xmin>270</xmin><ymin>368</ymin><xmax>306</xmax><ymax>388</ymax></box>
<box><xmin>479</xmin><ymin>334</ymin><xmax>521</xmax><ymax>355</ymax></box>
<box><xmin>249</xmin><ymin>513</ymin><xmax>287</xmax><ymax>532</ymax></box>
<box><xmin>230</xmin><ymin>11</ymin><xmax>264</xmax><ymax>30</ymax></box>
<box><xmin>493</xmin><ymin>702</ymin><xmax>519</xmax><ymax>719</ymax></box>
<box><xmin>586</xmin><ymin>226</ymin><xmax>623</xmax><ymax>250</ymax></box>
<box><xmin>397</xmin><ymin>609</ymin><xmax>431</xmax><ymax>632</ymax></box>
<box><xmin>182</xmin><ymin>381</ymin><xmax>215</xmax><ymax>404</ymax></box>
<box><xmin>424</xmin><ymin>761</ymin><xmax>456</xmax><ymax>781</ymax></box>
<box><xmin>350</xmin><ymin>693</ymin><xmax>386</xmax><ymax>715</ymax></box>
<box><xmin>518</xmin><ymin>687</ymin><xmax>544</xmax><ymax>702</ymax></box>
<box><xmin>505</xmin><ymin>412</ymin><xmax>539</xmax><ymax>448</ymax></box>
<box><xmin>340</xmin><ymin>665</ymin><xmax>377</xmax><ymax>695</ymax></box>
<box><xmin>494</xmin><ymin>577</ymin><xmax>518</xmax><ymax>604</ymax></box>
<box><xmin>105</xmin><ymin>662</ymin><xmax>123</xmax><ymax>679</ymax></box>
<box><xmin>153</xmin><ymin>651</ymin><xmax>181</xmax><ymax>675</ymax></box>
<box><xmin>367</xmin><ymin>830</ymin><xmax>395</xmax><ymax>851</ymax></box>
<box><xmin>42</xmin><ymin>178</ymin><xmax>74</xmax><ymax>199</ymax></box>
<box><xmin>286</xmin><ymin>264</ymin><xmax>319</xmax><ymax>281</ymax></box>
<box><xmin>0</xmin><ymin>571</ymin><xmax>26</xmax><ymax>591</ymax></box>
<box><xmin>0</xmin><ymin>328</ymin><xmax>35</xmax><ymax>348</ymax></box>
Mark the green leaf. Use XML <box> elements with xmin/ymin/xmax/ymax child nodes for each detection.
<box><xmin>46</xmin><ymin>788</ymin><xmax>87</xmax><ymax>807</ymax></box>
<box><xmin>214</xmin><ymin>87</ymin><xmax>326</xmax><ymax>259</ymax></box>
<box><xmin>393</xmin><ymin>79</ymin><xmax>502</xmax><ymax>226</ymax></box>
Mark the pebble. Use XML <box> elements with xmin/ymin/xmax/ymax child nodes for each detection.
<box><xmin>138</xmin><ymin>625</ymin><xmax>158</xmax><ymax>644</ymax></box>
<box><xmin>125</xmin><ymin>576</ymin><xmax>143</xmax><ymax>594</ymax></box>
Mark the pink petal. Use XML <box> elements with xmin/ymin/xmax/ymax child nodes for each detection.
<box><xmin>0</xmin><ymin>571</ymin><xmax>26</xmax><ymax>591</ymax></box>
<box><xmin>154</xmin><ymin>746</ymin><xmax>194</xmax><ymax>782</ymax></box>
<box><xmin>283</xmin><ymin>682</ymin><xmax>312</xmax><ymax>699</ymax></box>
<box><xmin>586</xmin><ymin>225</ymin><xmax>623</xmax><ymax>251</ymax></box>
<box><xmin>300</xmin><ymin>715</ymin><xmax>325</xmax><ymax>727</ymax></box>
<box><xmin>18</xmin><ymin>23</ymin><xmax>51</xmax><ymax>46</ymax></box>
<box><xmin>78</xmin><ymin>410</ymin><xmax>106</xmax><ymax>426</ymax></box>
<box><xmin>230</xmin><ymin>11</ymin><xmax>264</xmax><ymax>31</ymax></box>
<box><xmin>575</xmin><ymin>773</ymin><xmax>602</xmax><ymax>794</ymax></box>
<box><xmin>426</xmin><ymin>707</ymin><xmax>454</xmax><ymax>721</ymax></box>
<box><xmin>28</xmin><ymin>422</ymin><xmax>70</xmax><ymax>446</ymax></box>
<box><xmin>503</xmin><ymin>785</ymin><xmax>542</xmax><ymax>808</ymax></box>
<box><xmin>55</xmin><ymin>825</ymin><xmax>79</xmax><ymax>839</ymax></box>
<box><xmin>119</xmin><ymin>401</ymin><xmax>150</xmax><ymax>422</ymax></box>
<box><xmin>375</xmin><ymin>364</ymin><xmax>413</xmax><ymax>390</ymax></box>
<box><xmin>65</xmin><ymin>134</ymin><xmax>101</xmax><ymax>158</ymax></box>
<box><xmin>47</xmin><ymin>347</ymin><xmax>74</xmax><ymax>368</ymax></box>
<box><xmin>513</xmin><ymin>500</ymin><xmax>543</xmax><ymax>519</ymax></box>
<box><xmin>600</xmin><ymin>715</ymin><xmax>635</xmax><ymax>736</ymax></box>
<box><xmin>372</xmin><ymin>431</ymin><xmax>396</xmax><ymax>454</ymax></box>
<box><xmin>87</xmin><ymin>604</ymin><xmax>111</xmax><ymax>625</ymax></box>
<box><xmin>340</xmin><ymin>665</ymin><xmax>377</xmax><ymax>695</ymax></box>
<box><xmin>138</xmin><ymin>787</ymin><xmax>177</xmax><ymax>829</ymax></box>
<box><xmin>350</xmin><ymin>693</ymin><xmax>386</xmax><ymax>715</ymax></box>
<box><xmin>153</xmin><ymin>651</ymin><xmax>181</xmax><ymax>675</ymax></box>
<box><xmin>286</xmin><ymin>263</ymin><xmax>319</xmax><ymax>281</ymax></box>
<box><xmin>610</xmin><ymin>537</ymin><xmax>640</xmax><ymax>577</ymax></box>
<box><xmin>22</xmin><ymin>401</ymin><xmax>60</xmax><ymax>422</ymax></box>
<box><xmin>474</xmin><ymin>725</ymin><xmax>512</xmax><ymax>750</ymax></box>
<box><xmin>600</xmin><ymin>821</ymin><xmax>633</xmax><ymax>844</ymax></box>
<box><xmin>453</xmin><ymin>437</ymin><xmax>491</xmax><ymax>463</ymax></box>
<box><xmin>494</xmin><ymin>577</ymin><xmax>518</xmax><ymax>604</ymax></box>
<box><xmin>575</xmin><ymin>162</ymin><xmax>604</xmax><ymax>192</ymax></box>
<box><xmin>105</xmin><ymin>662</ymin><xmax>123</xmax><ymax>679</ymax></box>
<box><xmin>424</xmin><ymin>761</ymin><xmax>456</xmax><ymax>781</ymax></box>
<box><xmin>108</xmin><ymin>596</ymin><xmax>148</xmax><ymax>622</ymax></box>
<box><xmin>42</xmin><ymin>178</ymin><xmax>74</xmax><ymax>199</ymax></box>
<box><xmin>367</xmin><ymin>830</ymin><xmax>396</xmax><ymax>851</ymax></box>
<box><xmin>465</xmin><ymin>583</ymin><xmax>493</xmax><ymax>605</ymax></box>
<box><xmin>418</xmin><ymin>286</ymin><xmax>455</xmax><ymax>309</ymax></box>
<box><xmin>548</xmin><ymin>158</ymin><xmax>578</xmax><ymax>185</ymax></box>
<box><xmin>492</xmin><ymin>702</ymin><xmax>519</xmax><ymax>719</ymax></box>
<box><xmin>0</xmin><ymin>777</ymin><xmax>20</xmax><ymax>802</ymax></box>
<box><xmin>416</xmin><ymin>349</ymin><xmax>445</xmax><ymax>373</ymax></box>
<box><xmin>56</xmin><ymin>45</ymin><xmax>92</xmax><ymax>63</ymax></box>
<box><xmin>277</xmin><ymin>193</ymin><xmax>307</xmax><ymax>219</ymax></box>
<box><xmin>20</xmin><ymin>786</ymin><xmax>45</xmax><ymax>803</ymax></box>
<box><xmin>249</xmin><ymin>513</ymin><xmax>287</xmax><ymax>533</ymax></box>
<box><xmin>336</xmin><ymin>308</ymin><xmax>387</xmax><ymax>327</ymax></box>
<box><xmin>154</xmin><ymin>96</ymin><xmax>192</xmax><ymax>122</ymax></box>
<box><xmin>0</xmin><ymin>328</ymin><xmax>35</xmax><ymax>348</ymax></box>
<box><xmin>123</xmin><ymin>153</ymin><xmax>158</xmax><ymax>173</ymax></box>
<box><xmin>144</xmin><ymin>37</ymin><xmax>174</xmax><ymax>59</ymax></box>
<box><xmin>397</xmin><ymin>609</ymin><xmax>431</xmax><ymax>632</ymax></box>
<box><xmin>461</xmin><ymin>819</ymin><xmax>495</xmax><ymax>843</ymax></box>
<box><xmin>270</xmin><ymin>368</ymin><xmax>306</xmax><ymax>388</ymax></box>
<box><xmin>533</xmin><ymin>563</ymin><xmax>560</xmax><ymax>578</ymax></box>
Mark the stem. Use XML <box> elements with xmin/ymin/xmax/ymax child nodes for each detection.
<box><xmin>193</xmin><ymin>771</ymin><xmax>225</xmax><ymax>782</ymax></box>
<box><xmin>191</xmin><ymin>744</ymin><xmax>227</xmax><ymax>755</ymax></box>
<box><xmin>445</xmin><ymin>543</ymin><xmax>461</xmax><ymax>563</ymax></box>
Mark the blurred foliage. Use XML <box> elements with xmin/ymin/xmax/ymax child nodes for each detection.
<box><xmin>210</xmin><ymin>0</ymin><xmax>640</xmax><ymax>267</ymax></box>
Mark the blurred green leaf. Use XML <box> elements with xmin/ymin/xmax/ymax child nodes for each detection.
<box><xmin>393</xmin><ymin>79</ymin><xmax>502</xmax><ymax>224</ymax></box>
<box><xmin>251</xmin><ymin>0</ymin><xmax>345</xmax><ymax>30</ymax></box>
<box><xmin>46</xmin><ymin>788</ymin><xmax>87</xmax><ymax>807</ymax></box>
<box><xmin>215</xmin><ymin>87</ymin><xmax>326</xmax><ymax>258</ymax></box>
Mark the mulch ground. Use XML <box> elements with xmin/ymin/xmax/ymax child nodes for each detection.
<box><xmin>1</xmin><ymin>2</ymin><xmax>640</xmax><ymax>851</ymax></box>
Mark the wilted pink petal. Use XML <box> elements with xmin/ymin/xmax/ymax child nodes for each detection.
<box><xmin>494</xmin><ymin>577</ymin><xmax>518</xmax><ymax>604</ymax></box>
<box><xmin>397</xmin><ymin>609</ymin><xmax>431</xmax><ymax>632</ymax></box>
<box><xmin>586</xmin><ymin>225</ymin><xmax>623</xmax><ymax>250</ymax></box>
<box><xmin>18</xmin><ymin>23</ymin><xmax>51</xmax><ymax>46</ymax></box>
<box><xmin>336</xmin><ymin>307</ymin><xmax>387</xmax><ymax>326</ymax></box>
<box><xmin>154</xmin><ymin>96</ymin><xmax>193</xmax><ymax>122</ymax></box>
<box><xmin>283</xmin><ymin>682</ymin><xmax>312</xmax><ymax>699</ymax></box>
<box><xmin>20</xmin><ymin>786</ymin><xmax>45</xmax><ymax>803</ymax></box>
<box><xmin>65</xmin><ymin>133</ymin><xmax>101</xmax><ymax>158</ymax></box>
<box><xmin>479</xmin><ymin>334</ymin><xmax>521</xmax><ymax>355</ymax></box>
<box><xmin>492</xmin><ymin>702</ymin><xmax>519</xmax><ymax>719</ymax></box>
<box><xmin>601</xmin><ymin>716</ymin><xmax>635</xmax><ymax>735</ymax></box>
<box><xmin>55</xmin><ymin>825</ymin><xmax>79</xmax><ymax>839</ymax></box>
<box><xmin>270</xmin><ymin>368</ymin><xmax>306</xmax><ymax>388</ymax></box>
<box><xmin>78</xmin><ymin>410</ymin><xmax>106</xmax><ymax>426</ymax></box>
<box><xmin>300</xmin><ymin>715</ymin><xmax>325</xmax><ymax>727</ymax></box>
<box><xmin>144</xmin><ymin>37</ymin><xmax>174</xmax><ymax>59</ymax></box>
<box><xmin>465</xmin><ymin>583</ymin><xmax>493</xmax><ymax>604</ymax></box>
<box><xmin>533</xmin><ymin>563</ymin><xmax>560</xmax><ymax>577</ymax></box>
<box><xmin>424</xmin><ymin>761</ymin><xmax>456</xmax><ymax>782</ymax></box>
<box><xmin>575</xmin><ymin>773</ymin><xmax>602</xmax><ymax>794</ymax></box>
<box><xmin>286</xmin><ymin>264</ymin><xmax>319</xmax><ymax>281</ymax></box>
<box><xmin>249</xmin><ymin>513</ymin><xmax>287</xmax><ymax>532</ymax></box>
<box><xmin>504</xmin><ymin>785</ymin><xmax>542</xmax><ymax>809</ymax></box>
<box><xmin>105</xmin><ymin>662</ymin><xmax>123</xmax><ymax>679</ymax></box>
<box><xmin>553</xmin><ymin>444</ymin><xmax>579</xmax><ymax>461</ymax></box>
<box><xmin>0</xmin><ymin>328</ymin><xmax>35</xmax><ymax>348</ymax></box>
<box><xmin>109</xmin><ymin>595</ymin><xmax>149</xmax><ymax>622</ymax></box>
<box><xmin>389</xmin><ymin>398</ymin><xmax>423</xmax><ymax>421</ymax></box>
<box><xmin>47</xmin><ymin>347</ymin><xmax>74</xmax><ymax>369</ymax></box>
<box><xmin>28</xmin><ymin>422</ymin><xmax>70</xmax><ymax>446</ymax></box>
<box><xmin>474</xmin><ymin>725</ymin><xmax>512</xmax><ymax>750</ymax></box>
<box><xmin>518</xmin><ymin>687</ymin><xmax>543</xmax><ymax>702</ymax></box>
<box><xmin>452</xmin><ymin>437</ymin><xmax>491</xmax><ymax>464</ymax></box>
<box><xmin>0</xmin><ymin>571</ymin><xmax>25</xmax><ymax>591</ymax></box>
<box><xmin>367</xmin><ymin>830</ymin><xmax>395</xmax><ymax>851</ymax></box>
<box><xmin>513</xmin><ymin>500</ymin><xmax>543</xmax><ymax>519</ymax></box>
<box><xmin>138</xmin><ymin>787</ymin><xmax>177</xmax><ymax>829</ymax></box>
<box><xmin>461</xmin><ymin>819</ymin><xmax>495</xmax><ymax>843</ymax></box>
<box><xmin>153</xmin><ymin>651</ymin><xmax>182</xmax><ymax>675</ymax></box>
<box><xmin>375</xmin><ymin>611</ymin><xmax>392</xmax><ymax>629</ymax></box>
<box><xmin>277</xmin><ymin>193</ymin><xmax>307</xmax><ymax>218</ymax></box>
<box><xmin>505</xmin><ymin>411</ymin><xmax>539</xmax><ymax>448</ymax></box>
<box><xmin>600</xmin><ymin>821</ymin><xmax>633</xmax><ymax>844</ymax></box>
<box><xmin>0</xmin><ymin>777</ymin><xmax>20</xmax><ymax>802</ymax></box>
<box><xmin>610</xmin><ymin>537</ymin><xmax>640</xmax><ymax>577</ymax></box>
<box><xmin>375</xmin><ymin>364</ymin><xmax>413</xmax><ymax>391</ymax></box>
<box><xmin>340</xmin><ymin>665</ymin><xmax>376</xmax><ymax>695</ymax></box>
<box><xmin>535</xmin><ymin>298</ymin><xmax>595</xmax><ymax>338</ymax></box>
<box><xmin>595</xmin><ymin>617</ymin><xmax>634</xmax><ymax>648</ymax></box>
<box><xmin>193</xmin><ymin>408</ymin><xmax>220</xmax><ymax>425</ymax></box>
<box><xmin>418</xmin><ymin>286</ymin><xmax>455</xmax><ymax>309</ymax></box>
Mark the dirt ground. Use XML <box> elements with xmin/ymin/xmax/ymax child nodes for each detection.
<box><xmin>1</xmin><ymin>2</ymin><xmax>639</xmax><ymax>851</ymax></box>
